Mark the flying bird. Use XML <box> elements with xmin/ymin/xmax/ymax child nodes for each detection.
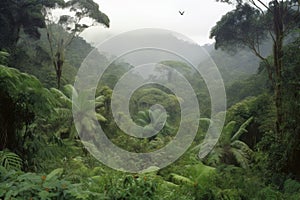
<box><xmin>179</xmin><ymin>11</ymin><xmax>185</xmax><ymax>15</ymax></box>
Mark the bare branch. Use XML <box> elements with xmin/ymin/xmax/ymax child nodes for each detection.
<box><xmin>256</xmin><ymin>0</ymin><xmax>273</xmax><ymax>12</ymax></box>
<box><xmin>250</xmin><ymin>0</ymin><xmax>266</xmax><ymax>14</ymax></box>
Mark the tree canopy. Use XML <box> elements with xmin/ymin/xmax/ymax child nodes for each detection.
<box><xmin>0</xmin><ymin>0</ymin><xmax>64</xmax><ymax>51</ymax></box>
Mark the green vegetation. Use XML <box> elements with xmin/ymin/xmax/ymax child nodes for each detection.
<box><xmin>0</xmin><ymin>0</ymin><xmax>299</xmax><ymax>199</ymax></box>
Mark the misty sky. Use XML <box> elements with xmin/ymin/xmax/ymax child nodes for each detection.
<box><xmin>81</xmin><ymin>0</ymin><xmax>234</xmax><ymax>46</ymax></box>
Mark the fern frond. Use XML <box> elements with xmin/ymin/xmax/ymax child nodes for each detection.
<box><xmin>95</xmin><ymin>113</ymin><xmax>107</xmax><ymax>122</ymax></box>
<box><xmin>222</xmin><ymin>121</ymin><xmax>236</xmax><ymax>145</ymax></box>
<box><xmin>205</xmin><ymin>148</ymin><xmax>222</xmax><ymax>167</ymax></box>
<box><xmin>0</xmin><ymin>150</ymin><xmax>22</xmax><ymax>171</ymax></box>
<box><xmin>169</xmin><ymin>173</ymin><xmax>194</xmax><ymax>185</ymax></box>
<box><xmin>231</xmin><ymin>140</ymin><xmax>253</xmax><ymax>157</ymax></box>
<box><xmin>199</xmin><ymin>117</ymin><xmax>212</xmax><ymax>124</ymax></box>
<box><xmin>231</xmin><ymin>117</ymin><xmax>253</xmax><ymax>142</ymax></box>
<box><xmin>63</xmin><ymin>84</ymin><xmax>77</xmax><ymax>99</ymax></box>
<box><xmin>231</xmin><ymin>148</ymin><xmax>250</xmax><ymax>169</ymax></box>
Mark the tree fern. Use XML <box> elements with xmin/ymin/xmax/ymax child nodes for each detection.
<box><xmin>50</xmin><ymin>88</ymin><xmax>72</xmax><ymax>107</ymax></box>
<box><xmin>0</xmin><ymin>66</ymin><xmax>57</xmax><ymax>114</ymax></box>
<box><xmin>202</xmin><ymin>117</ymin><xmax>254</xmax><ymax>168</ymax></box>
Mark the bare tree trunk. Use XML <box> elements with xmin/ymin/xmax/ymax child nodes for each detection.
<box><xmin>55</xmin><ymin>47</ymin><xmax>64</xmax><ymax>88</ymax></box>
<box><xmin>273</xmin><ymin>0</ymin><xmax>284</xmax><ymax>138</ymax></box>
<box><xmin>56</xmin><ymin>67</ymin><xmax>62</xmax><ymax>89</ymax></box>
<box><xmin>56</xmin><ymin>57</ymin><xmax>63</xmax><ymax>89</ymax></box>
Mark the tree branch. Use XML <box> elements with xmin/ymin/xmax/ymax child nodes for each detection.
<box><xmin>250</xmin><ymin>0</ymin><xmax>265</xmax><ymax>14</ymax></box>
<box><xmin>256</xmin><ymin>0</ymin><xmax>273</xmax><ymax>12</ymax></box>
<box><xmin>246</xmin><ymin>40</ymin><xmax>274</xmax><ymax>86</ymax></box>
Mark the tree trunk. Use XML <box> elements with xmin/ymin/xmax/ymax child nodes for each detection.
<box><xmin>273</xmin><ymin>1</ymin><xmax>284</xmax><ymax>138</ymax></box>
<box><xmin>55</xmin><ymin>52</ymin><xmax>64</xmax><ymax>89</ymax></box>
<box><xmin>56</xmin><ymin>68</ymin><xmax>61</xmax><ymax>89</ymax></box>
<box><xmin>55</xmin><ymin>64</ymin><xmax>62</xmax><ymax>89</ymax></box>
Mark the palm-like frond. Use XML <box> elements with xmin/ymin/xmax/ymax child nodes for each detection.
<box><xmin>0</xmin><ymin>51</ymin><xmax>9</xmax><ymax>65</ymax></box>
<box><xmin>0</xmin><ymin>66</ymin><xmax>57</xmax><ymax>114</ymax></box>
<box><xmin>136</xmin><ymin>110</ymin><xmax>151</xmax><ymax>126</ymax></box>
<box><xmin>231</xmin><ymin>117</ymin><xmax>253</xmax><ymax>142</ymax></box>
<box><xmin>205</xmin><ymin>148</ymin><xmax>222</xmax><ymax>167</ymax></box>
<box><xmin>63</xmin><ymin>84</ymin><xmax>78</xmax><ymax>99</ymax></box>
<box><xmin>50</xmin><ymin>88</ymin><xmax>72</xmax><ymax>107</ymax></box>
<box><xmin>199</xmin><ymin>117</ymin><xmax>212</xmax><ymax>125</ymax></box>
<box><xmin>95</xmin><ymin>95</ymin><xmax>105</xmax><ymax>109</ymax></box>
<box><xmin>95</xmin><ymin>113</ymin><xmax>107</xmax><ymax>122</ymax></box>
<box><xmin>136</xmin><ymin>118</ymin><xmax>149</xmax><ymax>126</ymax></box>
<box><xmin>202</xmin><ymin>117</ymin><xmax>254</xmax><ymax>169</ymax></box>
<box><xmin>221</xmin><ymin>121</ymin><xmax>236</xmax><ymax>145</ymax></box>
<box><xmin>169</xmin><ymin>173</ymin><xmax>194</xmax><ymax>185</ymax></box>
<box><xmin>150</xmin><ymin>110</ymin><xmax>167</xmax><ymax>131</ymax></box>
<box><xmin>0</xmin><ymin>150</ymin><xmax>22</xmax><ymax>171</ymax></box>
<box><xmin>231</xmin><ymin>140</ymin><xmax>253</xmax><ymax>158</ymax></box>
<box><xmin>231</xmin><ymin>148</ymin><xmax>251</xmax><ymax>169</ymax></box>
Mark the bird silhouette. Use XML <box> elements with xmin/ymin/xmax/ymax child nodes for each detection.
<box><xmin>179</xmin><ymin>11</ymin><xmax>185</xmax><ymax>15</ymax></box>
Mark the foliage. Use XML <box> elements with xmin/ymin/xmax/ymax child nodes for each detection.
<box><xmin>282</xmin><ymin>178</ymin><xmax>300</xmax><ymax>199</ymax></box>
<box><xmin>280</xmin><ymin>38</ymin><xmax>300</xmax><ymax>177</ymax></box>
<box><xmin>226</xmin><ymin>72</ymin><xmax>269</xmax><ymax>107</ymax></box>
<box><xmin>249</xmin><ymin>39</ymin><xmax>300</xmax><ymax>178</ymax></box>
<box><xmin>0</xmin><ymin>51</ymin><xmax>9</xmax><ymax>65</ymax></box>
<box><xmin>130</xmin><ymin>86</ymin><xmax>180</xmax><ymax>123</ymax></box>
<box><xmin>1</xmin><ymin>1</ymin><xmax>300</xmax><ymax>198</ymax></box>
<box><xmin>13</xmin><ymin>28</ymin><xmax>94</xmax><ymax>88</ymax></box>
<box><xmin>202</xmin><ymin>117</ymin><xmax>254</xmax><ymax>168</ymax></box>
<box><xmin>0</xmin><ymin>65</ymin><xmax>69</xmax><ymax>171</ymax></box>
<box><xmin>0</xmin><ymin>150</ymin><xmax>22</xmax><ymax>171</ymax></box>
<box><xmin>0</xmin><ymin>65</ymin><xmax>55</xmax><ymax>151</ymax></box>
<box><xmin>210</xmin><ymin>3</ymin><xmax>268</xmax><ymax>52</ymax></box>
<box><xmin>103</xmin><ymin>174</ymin><xmax>157</xmax><ymax>199</ymax></box>
<box><xmin>212</xmin><ymin>165</ymin><xmax>278</xmax><ymax>199</ymax></box>
<box><xmin>43</xmin><ymin>0</ymin><xmax>110</xmax><ymax>88</ymax></box>
<box><xmin>0</xmin><ymin>167</ymin><xmax>105</xmax><ymax>200</ymax></box>
<box><xmin>212</xmin><ymin>0</ymin><xmax>300</xmax><ymax>140</ymax></box>
<box><xmin>0</xmin><ymin>0</ymin><xmax>64</xmax><ymax>51</ymax></box>
<box><xmin>135</xmin><ymin>108</ymin><xmax>174</xmax><ymax>139</ymax></box>
<box><xmin>227</xmin><ymin>94</ymin><xmax>275</xmax><ymax>130</ymax></box>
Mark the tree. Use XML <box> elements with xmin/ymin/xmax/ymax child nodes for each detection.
<box><xmin>135</xmin><ymin>108</ymin><xmax>174</xmax><ymax>140</ymax></box>
<box><xmin>201</xmin><ymin>117</ymin><xmax>254</xmax><ymax>169</ymax></box>
<box><xmin>0</xmin><ymin>63</ymin><xmax>66</xmax><ymax>171</ymax></box>
<box><xmin>0</xmin><ymin>0</ymin><xmax>63</xmax><ymax>51</ymax></box>
<box><xmin>210</xmin><ymin>0</ymin><xmax>300</xmax><ymax>137</ymax></box>
<box><xmin>43</xmin><ymin>0</ymin><xmax>110</xmax><ymax>88</ymax></box>
<box><xmin>51</xmin><ymin>84</ymin><xmax>107</xmax><ymax>140</ymax></box>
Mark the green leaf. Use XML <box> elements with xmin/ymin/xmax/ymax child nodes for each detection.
<box><xmin>46</xmin><ymin>168</ymin><xmax>64</xmax><ymax>181</ymax></box>
<box><xmin>222</xmin><ymin>121</ymin><xmax>236</xmax><ymax>144</ymax></box>
<box><xmin>95</xmin><ymin>113</ymin><xmax>107</xmax><ymax>122</ymax></box>
<box><xmin>169</xmin><ymin>173</ymin><xmax>194</xmax><ymax>185</ymax></box>
<box><xmin>231</xmin><ymin>117</ymin><xmax>253</xmax><ymax>142</ymax></box>
<box><xmin>0</xmin><ymin>150</ymin><xmax>22</xmax><ymax>171</ymax></box>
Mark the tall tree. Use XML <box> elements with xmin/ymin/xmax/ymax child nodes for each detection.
<box><xmin>43</xmin><ymin>0</ymin><xmax>110</xmax><ymax>88</ymax></box>
<box><xmin>210</xmin><ymin>0</ymin><xmax>300</xmax><ymax>137</ymax></box>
